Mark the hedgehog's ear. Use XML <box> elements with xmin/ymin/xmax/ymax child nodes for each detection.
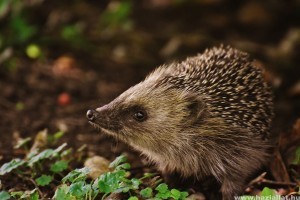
<box><xmin>185</xmin><ymin>92</ymin><xmax>207</xmax><ymax>122</ymax></box>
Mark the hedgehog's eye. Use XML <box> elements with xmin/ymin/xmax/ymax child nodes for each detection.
<box><xmin>133</xmin><ymin>110</ymin><xmax>147</xmax><ymax>122</ymax></box>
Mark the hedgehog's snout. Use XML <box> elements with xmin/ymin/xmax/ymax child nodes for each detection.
<box><xmin>86</xmin><ymin>109</ymin><xmax>98</xmax><ymax>122</ymax></box>
<box><xmin>87</xmin><ymin>105</ymin><xmax>111</xmax><ymax>123</ymax></box>
<box><xmin>87</xmin><ymin>104</ymin><xmax>124</xmax><ymax>132</ymax></box>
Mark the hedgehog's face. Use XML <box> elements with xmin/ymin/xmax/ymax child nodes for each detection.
<box><xmin>87</xmin><ymin>81</ymin><xmax>206</xmax><ymax>152</ymax></box>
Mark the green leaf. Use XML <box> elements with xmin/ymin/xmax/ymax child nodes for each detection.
<box><xmin>260</xmin><ymin>187</ymin><xmax>277</xmax><ymax>196</ymax></box>
<box><xmin>0</xmin><ymin>191</ymin><xmax>11</xmax><ymax>200</ymax></box>
<box><xmin>54</xmin><ymin>131</ymin><xmax>65</xmax><ymax>140</ymax></box>
<box><xmin>131</xmin><ymin>178</ymin><xmax>141</xmax><ymax>190</ymax></box>
<box><xmin>28</xmin><ymin>143</ymin><xmax>67</xmax><ymax>167</ymax></box>
<box><xmin>61</xmin><ymin>148</ymin><xmax>72</xmax><ymax>157</ymax></box>
<box><xmin>155</xmin><ymin>190</ymin><xmax>171</xmax><ymax>199</ymax></box>
<box><xmin>114</xmin><ymin>169</ymin><xmax>126</xmax><ymax>178</ymax></box>
<box><xmin>0</xmin><ymin>158</ymin><xmax>26</xmax><ymax>175</ymax></box>
<box><xmin>293</xmin><ymin>146</ymin><xmax>300</xmax><ymax>164</ymax></box>
<box><xmin>98</xmin><ymin>180</ymin><xmax>111</xmax><ymax>194</ymax></box>
<box><xmin>97</xmin><ymin>168</ymin><xmax>132</xmax><ymax>195</ymax></box>
<box><xmin>62</xmin><ymin>167</ymin><xmax>89</xmax><ymax>183</ymax></box>
<box><xmin>69</xmin><ymin>181</ymin><xmax>85</xmax><ymax>197</ymax></box>
<box><xmin>83</xmin><ymin>184</ymin><xmax>92</xmax><ymax>194</ymax></box>
<box><xmin>128</xmin><ymin>196</ymin><xmax>138</xmax><ymax>200</ymax></box>
<box><xmin>48</xmin><ymin>131</ymin><xmax>65</xmax><ymax>144</ymax></box>
<box><xmin>141</xmin><ymin>172</ymin><xmax>155</xmax><ymax>179</ymax></box>
<box><xmin>121</xmin><ymin>186</ymin><xmax>130</xmax><ymax>193</ymax></box>
<box><xmin>53</xmin><ymin>184</ymin><xmax>71</xmax><ymax>200</ymax></box>
<box><xmin>28</xmin><ymin>149</ymin><xmax>54</xmax><ymax>166</ymax></box>
<box><xmin>53</xmin><ymin>143</ymin><xmax>68</xmax><ymax>155</ymax></box>
<box><xmin>180</xmin><ymin>191</ymin><xmax>189</xmax><ymax>199</ymax></box>
<box><xmin>20</xmin><ymin>189</ymin><xmax>39</xmax><ymax>199</ymax></box>
<box><xmin>30</xmin><ymin>189</ymin><xmax>39</xmax><ymax>200</ymax></box>
<box><xmin>155</xmin><ymin>183</ymin><xmax>169</xmax><ymax>193</ymax></box>
<box><xmin>109</xmin><ymin>154</ymin><xmax>127</xmax><ymax>168</ymax></box>
<box><xmin>115</xmin><ymin>163</ymin><xmax>131</xmax><ymax>170</ymax></box>
<box><xmin>170</xmin><ymin>189</ymin><xmax>181</xmax><ymax>200</ymax></box>
<box><xmin>10</xmin><ymin>191</ymin><xmax>24</xmax><ymax>198</ymax></box>
<box><xmin>35</xmin><ymin>175</ymin><xmax>52</xmax><ymax>186</ymax></box>
<box><xmin>98</xmin><ymin>172</ymin><xmax>120</xmax><ymax>193</ymax></box>
<box><xmin>92</xmin><ymin>177</ymin><xmax>99</xmax><ymax>190</ymax></box>
<box><xmin>14</xmin><ymin>137</ymin><xmax>31</xmax><ymax>149</ymax></box>
<box><xmin>140</xmin><ymin>187</ymin><xmax>153</xmax><ymax>198</ymax></box>
<box><xmin>155</xmin><ymin>184</ymin><xmax>172</xmax><ymax>199</ymax></box>
<box><xmin>50</xmin><ymin>160</ymin><xmax>68</xmax><ymax>173</ymax></box>
<box><xmin>26</xmin><ymin>149</ymin><xmax>38</xmax><ymax>159</ymax></box>
<box><xmin>118</xmin><ymin>177</ymin><xmax>136</xmax><ymax>193</ymax></box>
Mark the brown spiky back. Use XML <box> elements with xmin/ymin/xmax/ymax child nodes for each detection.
<box><xmin>150</xmin><ymin>46</ymin><xmax>273</xmax><ymax>138</ymax></box>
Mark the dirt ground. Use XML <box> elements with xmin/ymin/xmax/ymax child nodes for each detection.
<box><xmin>0</xmin><ymin>0</ymin><xmax>300</xmax><ymax>198</ymax></box>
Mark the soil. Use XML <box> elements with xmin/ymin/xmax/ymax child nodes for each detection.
<box><xmin>0</xmin><ymin>0</ymin><xmax>300</xmax><ymax>198</ymax></box>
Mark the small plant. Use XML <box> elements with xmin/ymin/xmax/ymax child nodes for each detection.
<box><xmin>0</xmin><ymin>130</ymin><xmax>72</xmax><ymax>199</ymax></box>
<box><xmin>54</xmin><ymin>154</ymin><xmax>189</xmax><ymax>200</ymax></box>
<box><xmin>0</xmin><ymin>131</ymin><xmax>189</xmax><ymax>199</ymax></box>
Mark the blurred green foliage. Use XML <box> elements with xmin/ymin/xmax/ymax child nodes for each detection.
<box><xmin>0</xmin><ymin>0</ymin><xmax>37</xmax><ymax>44</ymax></box>
<box><xmin>9</xmin><ymin>14</ymin><xmax>36</xmax><ymax>44</ymax></box>
<box><xmin>61</xmin><ymin>23</ymin><xmax>86</xmax><ymax>49</ymax></box>
<box><xmin>0</xmin><ymin>0</ymin><xmax>134</xmax><ymax>70</ymax></box>
<box><xmin>293</xmin><ymin>146</ymin><xmax>300</xmax><ymax>165</ymax></box>
<box><xmin>101</xmin><ymin>0</ymin><xmax>133</xmax><ymax>31</ymax></box>
<box><xmin>0</xmin><ymin>0</ymin><xmax>38</xmax><ymax>69</ymax></box>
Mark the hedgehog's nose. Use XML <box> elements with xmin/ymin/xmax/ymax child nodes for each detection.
<box><xmin>86</xmin><ymin>109</ymin><xmax>96</xmax><ymax>122</ymax></box>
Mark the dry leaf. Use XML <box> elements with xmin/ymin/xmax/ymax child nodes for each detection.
<box><xmin>84</xmin><ymin>155</ymin><xmax>110</xmax><ymax>179</ymax></box>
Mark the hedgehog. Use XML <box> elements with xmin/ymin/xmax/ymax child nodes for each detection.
<box><xmin>86</xmin><ymin>46</ymin><xmax>273</xmax><ymax>200</ymax></box>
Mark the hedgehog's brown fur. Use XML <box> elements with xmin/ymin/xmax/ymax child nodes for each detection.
<box><xmin>87</xmin><ymin>46</ymin><xmax>273</xmax><ymax>200</ymax></box>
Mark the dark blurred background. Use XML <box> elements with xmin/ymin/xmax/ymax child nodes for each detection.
<box><xmin>0</xmin><ymin>0</ymin><xmax>299</xmax><ymax>163</ymax></box>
